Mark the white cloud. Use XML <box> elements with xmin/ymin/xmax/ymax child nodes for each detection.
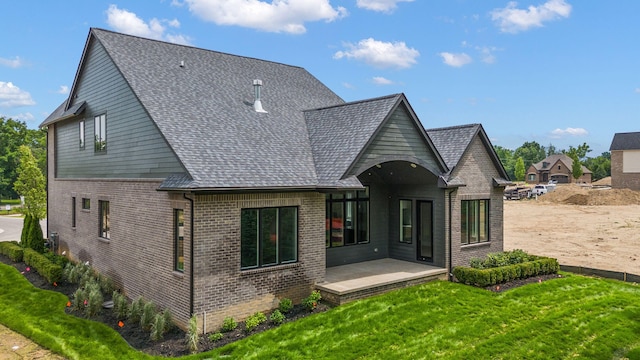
<box><xmin>477</xmin><ymin>46</ymin><xmax>498</xmax><ymax>64</ymax></box>
<box><xmin>550</xmin><ymin>127</ymin><xmax>588</xmax><ymax>137</ymax></box>
<box><xmin>334</xmin><ymin>38</ymin><xmax>419</xmax><ymax>69</ymax></box>
<box><xmin>491</xmin><ymin>0</ymin><xmax>572</xmax><ymax>34</ymax></box>
<box><xmin>372</xmin><ymin>76</ymin><xmax>393</xmax><ymax>85</ymax></box>
<box><xmin>439</xmin><ymin>52</ymin><xmax>472</xmax><ymax>67</ymax></box>
<box><xmin>0</xmin><ymin>82</ymin><xmax>36</xmax><ymax>107</ymax></box>
<box><xmin>0</xmin><ymin>56</ymin><xmax>24</xmax><ymax>68</ymax></box>
<box><xmin>342</xmin><ymin>82</ymin><xmax>355</xmax><ymax>89</ymax></box>
<box><xmin>56</xmin><ymin>85</ymin><xmax>69</xmax><ymax>95</ymax></box>
<box><xmin>635</xmin><ymin>88</ymin><xmax>640</xmax><ymax>93</ymax></box>
<box><xmin>184</xmin><ymin>0</ymin><xmax>347</xmax><ymax>34</ymax></box>
<box><xmin>10</xmin><ymin>112</ymin><xmax>35</xmax><ymax>122</ymax></box>
<box><xmin>356</xmin><ymin>0</ymin><xmax>414</xmax><ymax>13</ymax></box>
<box><xmin>106</xmin><ymin>5</ymin><xmax>191</xmax><ymax>45</ymax></box>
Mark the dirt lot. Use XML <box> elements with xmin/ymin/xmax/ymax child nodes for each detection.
<box><xmin>504</xmin><ymin>183</ymin><xmax>640</xmax><ymax>274</ymax></box>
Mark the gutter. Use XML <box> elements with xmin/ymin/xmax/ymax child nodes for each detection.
<box><xmin>183</xmin><ymin>193</ymin><xmax>195</xmax><ymax>316</ymax></box>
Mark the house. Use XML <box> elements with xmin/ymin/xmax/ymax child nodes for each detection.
<box><xmin>526</xmin><ymin>154</ymin><xmax>592</xmax><ymax>184</ymax></box>
<box><xmin>610</xmin><ymin>132</ymin><xmax>640</xmax><ymax>190</ymax></box>
<box><xmin>41</xmin><ymin>28</ymin><xmax>510</xmax><ymax>331</ymax></box>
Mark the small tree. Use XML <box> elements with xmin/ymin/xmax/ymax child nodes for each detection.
<box><xmin>13</xmin><ymin>145</ymin><xmax>46</xmax><ymax>251</ymax></box>
<box><xmin>571</xmin><ymin>153</ymin><xmax>583</xmax><ymax>183</ymax></box>
<box><xmin>514</xmin><ymin>157</ymin><xmax>526</xmax><ymax>182</ymax></box>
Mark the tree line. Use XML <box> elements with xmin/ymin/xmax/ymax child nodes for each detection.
<box><xmin>493</xmin><ymin>141</ymin><xmax>611</xmax><ymax>182</ymax></box>
<box><xmin>0</xmin><ymin>117</ymin><xmax>46</xmax><ymax>200</ymax></box>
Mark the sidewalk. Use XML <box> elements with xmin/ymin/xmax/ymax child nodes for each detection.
<box><xmin>0</xmin><ymin>324</ymin><xmax>65</xmax><ymax>360</ymax></box>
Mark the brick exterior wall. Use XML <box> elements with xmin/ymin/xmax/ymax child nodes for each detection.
<box><xmin>47</xmin><ymin>129</ymin><xmax>192</xmax><ymax>327</ymax></box>
<box><xmin>448</xmin><ymin>137</ymin><xmax>505</xmax><ymax>271</ymax></box>
<box><xmin>191</xmin><ymin>192</ymin><xmax>325</xmax><ymax>333</ymax></box>
<box><xmin>526</xmin><ymin>160</ymin><xmax>591</xmax><ymax>184</ymax></box>
<box><xmin>611</xmin><ymin>151</ymin><xmax>640</xmax><ymax>190</ymax></box>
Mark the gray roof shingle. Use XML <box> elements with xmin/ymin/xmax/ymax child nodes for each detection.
<box><xmin>305</xmin><ymin>94</ymin><xmax>403</xmax><ymax>185</ymax></box>
<box><xmin>531</xmin><ymin>154</ymin><xmax>592</xmax><ymax>174</ymax></box>
<box><xmin>87</xmin><ymin>28</ymin><xmax>345</xmax><ymax>190</ymax></box>
<box><xmin>610</xmin><ymin>132</ymin><xmax>640</xmax><ymax>151</ymax></box>
<box><xmin>426</xmin><ymin>124</ymin><xmax>480</xmax><ymax>170</ymax></box>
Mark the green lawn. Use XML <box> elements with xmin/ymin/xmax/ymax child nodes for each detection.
<box><xmin>2</xmin><ymin>262</ymin><xmax>640</xmax><ymax>360</ymax></box>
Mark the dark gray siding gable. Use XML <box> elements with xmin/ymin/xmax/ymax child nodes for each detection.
<box><xmin>350</xmin><ymin>105</ymin><xmax>440</xmax><ymax>175</ymax></box>
<box><xmin>55</xmin><ymin>39</ymin><xmax>184</xmax><ymax>179</ymax></box>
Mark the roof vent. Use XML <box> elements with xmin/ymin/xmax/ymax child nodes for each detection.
<box><xmin>179</xmin><ymin>60</ymin><xmax>185</xmax><ymax>68</ymax></box>
<box><xmin>252</xmin><ymin>79</ymin><xmax>268</xmax><ymax>113</ymax></box>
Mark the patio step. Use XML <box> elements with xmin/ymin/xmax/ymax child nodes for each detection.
<box><xmin>316</xmin><ymin>263</ymin><xmax>448</xmax><ymax>306</ymax></box>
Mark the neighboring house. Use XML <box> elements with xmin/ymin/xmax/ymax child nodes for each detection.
<box><xmin>42</xmin><ymin>28</ymin><xmax>510</xmax><ymax>331</ymax></box>
<box><xmin>610</xmin><ymin>132</ymin><xmax>640</xmax><ymax>191</ymax></box>
<box><xmin>526</xmin><ymin>154</ymin><xmax>592</xmax><ymax>184</ymax></box>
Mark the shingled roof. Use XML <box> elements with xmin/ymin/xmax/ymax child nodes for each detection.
<box><xmin>531</xmin><ymin>154</ymin><xmax>592</xmax><ymax>174</ymax></box>
<box><xmin>426</xmin><ymin>123</ymin><xmax>510</xmax><ymax>186</ymax></box>
<box><xmin>610</xmin><ymin>132</ymin><xmax>640</xmax><ymax>151</ymax></box>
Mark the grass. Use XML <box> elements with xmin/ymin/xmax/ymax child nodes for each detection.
<box><xmin>2</xmin><ymin>262</ymin><xmax>640</xmax><ymax>359</ymax></box>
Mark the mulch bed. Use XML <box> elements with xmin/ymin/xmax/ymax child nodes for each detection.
<box><xmin>0</xmin><ymin>254</ymin><xmax>329</xmax><ymax>356</ymax></box>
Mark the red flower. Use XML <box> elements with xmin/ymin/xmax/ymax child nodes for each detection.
<box><xmin>53</xmin><ymin>282</ymin><xmax>58</xmax><ymax>287</ymax></box>
<box><xmin>26</xmin><ymin>267</ymin><xmax>30</xmax><ymax>272</ymax></box>
<box><xmin>118</xmin><ymin>321</ymin><xmax>124</xmax><ymax>328</ymax></box>
<box><xmin>83</xmin><ymin>299</ymin><xmax>88</xmax><ymax>306</ymax></box>
<box><xmin>66</xmin><ymin>301</ymin><xmax>71</xmax><ymax>307</ymax></box>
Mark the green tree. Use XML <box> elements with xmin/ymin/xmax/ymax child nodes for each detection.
<box><xmin>546</xmin><ymin>143</ymin><xmax>558</xmax><ymax>156</ymax></box>
<box><xmin>0</xmin><ymin>117</ymin><xmax>46</xmax><ymax>199</ymax></box>
<box><xmin>14</xmin><ymin>145</ymin><xmax>46</xmax><ymax>251</ymax></box>
<box><xmin>563</xmin><ymin>142</ymin><xmax>591</xmax><ymax>160</ymax></box>
<box><xmin>583</xmin><ymin>152</ymin><xmax>611</xmax><ymax>181</ymax></box>
<box><xmin>493</xmin><ymin>145</ymin><xmax>515</xmax><ymax>180</ymax></box>
<box><xmin>570</xmin><ymin>152</ymin><xmax>583</xmax><ymax>183</ymax></box>
<box><xmin>514</xmin><ymin>141</ymin><xmax>546</xmax><ymax>171</ymax></box>
<box><xmin>514</xmin><ymin>157</ymin><xmax>526</xmax><ymax>181</ymax></box>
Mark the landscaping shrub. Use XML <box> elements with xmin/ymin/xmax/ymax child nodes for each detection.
<box><xmin>140</xmin><ymin>301</ymin><xmax>156</xmax><ymax>331</ymax></box>
<box><xmin>84</xmin><ymin>280</ymin><xmax>103</xmax><ymax>317</ymax></box>
<box><xmin>162</xmin><ymin>310</ymin><xmax>173</xmax><ymax>332</ymax></box>
<box><xmin>22</xmin><ymin>248</ymin><xmax>62</xmax><ymax>284</ymax></box>
<box><xmin>0</xmin><ymin>241</ymin><xmax>23</xmax><ymax>262</ymax></box>
<box><xmin>72</xmin><ymin>287</ymin><xmax>87</xmax><ymax>312</ymax></box>
<box><xmin>454</xmin><ymin>256</ymin><xmax>560</xmax><ymax>287</ymax></box>
<box><xmin>112</xmin><ymin>291</ymin><xmax>129</xmax><ymax>320</ymax></box>
<box><xmin>303</xmin><ymin>290</ymin><xmax>322</xmax><ymax>311</ymax></box>
<box><xmin>150</xmin><ymin>312</ymin><xmax>166</xmax><ymax>341</ymax></box>
<box><xmin>221</xmin><ymin>316</ymin><xmax>237</xmax><ymax>332</ymax></box>
<box><xmin>270</xmin><ymin>309</ymin><xmax>285</xmax><ymax>325</ymax></box>
<box><xmin>245</xmin><ymin>312</ymin><xmax>267</xmax><ymax>332</ymax></box>
<box><xmin>208</xmin><ymin>332</ymin><xmax>223</xmax><ymax>342</ymax></box>
<box><xmin>21</xmin><ymin>214</ymin><xmax>32</xmax><ymax>248</ymax></box>
<box><xmin>278</xmin><ymin>298</ymin><xmax>293</xmax><ymax>314</ymax></box>
<box><xmin>26</xmin><ymin>215</ymin><xmax>45</xmax><ymax>253</ymax></box>
<box><xmin>129</xmin><ymin>296</ymin><xmax>145</xmax><ymax>324</ymax></box>
<box><xmin>186</xmin><ymin>315</ymin><xmax>199</xmax><ymax>353</ymax></box>
<box><xmin>469</xmin><ymin>249</ymin><xmax>535</xmax><ymax>269</ymax></box>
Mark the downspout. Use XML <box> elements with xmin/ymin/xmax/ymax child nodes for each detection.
<box><xmin>45</xmin><ymin>126</ymin><xmax>50</xmax><ymax>249</ymax></box>
<box><xmin>447</xmin><ymin>188</ymin><xmax>456</xmax><ymax>281</ymax></box>
<box><xmin>183</xmin><ymin>193</ymin><xmax>195</xmax><ymax>316</ymax></box>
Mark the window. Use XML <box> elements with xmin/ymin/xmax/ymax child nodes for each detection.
<box><xmin>174</xmin><ymin>209</ymin><xmax>185</xmax><ymax>272</ymax></box>
<box><xmin>528</xmin><ymin>174</ymin><xmax>536</xmax><ymax>181</ymax></box>
<box><xmin>82</xmin><ymin>198</ymin><xmax>90</xmax><ymax>210</ymax></box>
<box><xmin>71</xmin><ymin>197</ymin><xmax>76</xmax><ymax>228</ymax></box>
<box><xmin>241</xmin><ymin>207</ymin><xmax>297</xmax><ymax>269</ymax></box>
<box><xmin>461</xmin><ymin>200</ymin><xmax>489</xmax><ymax>245</ymax></box>
<box><xmin>400</xmin><ymin>199</ymin><xmax>413</xmax><ymax>243</ymax></box>
<box><xmin>99</xmin><ymin>200</ymin><xmax>110</xmax><ymax>239</ymax></box>
<box><xmin>325</xmin><ymin>188</ymin><xmax>369</xmax><ymax>248</ymax></box>
<box><xmin>94</xmin><ymin>114</ymin><xmax>106</xmax><ymax>152</ymax></box>
<box><xmin>79</xmin><ymin>120</ymin><xmax>85</xmax><ymax>149</ymax></box>
<box><xmin>558</xmin><ymin>165</ymin><xmax>561</xmax><ymax>170</ymax></box>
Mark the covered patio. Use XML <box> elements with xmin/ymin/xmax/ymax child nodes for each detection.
<box><xmin>316</xmin><ymin>258</ymin><xmax>448</xmax><ymax>305</ymax></box>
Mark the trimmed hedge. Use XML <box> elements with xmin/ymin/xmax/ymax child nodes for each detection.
<box><xmin>23</xmin><ymin>248</ymin><xmax>62</xmax><ymax>284</ymax></box>
<box><xmin>0</xmin><ymin>241</ymin><xmax>23</xmax><ymax>262</ymax></box>
<box><xmin>453</xmin><ymin>256</ymin><xmax>560</xmax><ymax>287</ymax></box>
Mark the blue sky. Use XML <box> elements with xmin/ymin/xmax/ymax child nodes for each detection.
<box><xmin>1</xmin><ymin>0</ymin><xmax>638</xmax><ymax>155</ymax></box>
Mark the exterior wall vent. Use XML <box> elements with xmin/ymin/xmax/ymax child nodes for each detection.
<box><xmin>252</xmin><ymin>79</ymin><xmax>268</xmax><ymax>113</ymax></box>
